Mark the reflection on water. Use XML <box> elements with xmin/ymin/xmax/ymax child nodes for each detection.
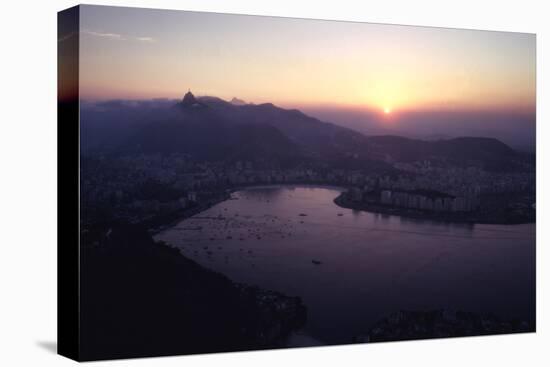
<box><xmin>155</xmin><ymin>185</ymin><xmax>535</xmax><ymax>344</ymax></box>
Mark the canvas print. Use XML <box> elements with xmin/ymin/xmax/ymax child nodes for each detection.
<box><xmin>58</xmin><ymin>4</ymin><xmax>536</xmax><ymax>361</ymax></box>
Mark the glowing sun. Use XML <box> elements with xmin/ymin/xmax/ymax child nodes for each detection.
<box><xmin>384</xmin><ymin>107</ymin><xmax>392</xmax><ymax>114</ymax></box>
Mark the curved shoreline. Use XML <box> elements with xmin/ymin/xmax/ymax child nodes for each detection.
<box><xmin>152</xmin><ymin>184</ymin><xmax>534</xmax><ymax>234</ymax></box>
<box><xmin>148</xmin><ymin>191</ymin><xmax>231</xmax><ymax>235</ymax></box>
<box><xmin>151</xmin><ymin>183</ymin><xmax>348</xmax><ymax>234</ymax></box>
<box><xmin>333</xmin><ymin>192</ymin><xmax>535</xmax><ymax>225</ymax></box>
<box><xmin>148</xmin><ymin>182</ymin><xmax>536</xmax><ymax>235</ymax></box>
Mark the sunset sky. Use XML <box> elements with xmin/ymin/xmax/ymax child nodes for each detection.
<box><xmin>76</xmin><ymin>5</ymin><xmax>535</xmax><ymax>115</ymax></box>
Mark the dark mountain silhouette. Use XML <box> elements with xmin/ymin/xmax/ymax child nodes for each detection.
<box><xmin>193</xmin><ymin>96</ymin><xmax>377</xmax><ymax>162</ymax></box>
<box><xmin>178</xmin><ymin>90</ymin><xmax>206</xmax><ymax>109</ymax></box>
<box><xmin>80</xmin><ymin>93</ymin><xmax>528</xmax><ymax>171</ymax></box>
<box><xmin>228</xmin><ymin>124</ymin><xmax>303</xmax><ymax>167</ymax></box>
<box><xmin>117</xmin><ymin>103</ymin><xmax>303</xmax><ymax>167</ymax></box>
<box><xmin>365</xmin><ymin>135</ymin><xmax>520</xmax><ymax>170</ymax></box>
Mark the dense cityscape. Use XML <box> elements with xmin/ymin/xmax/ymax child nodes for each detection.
<box><xmin>81</xmin><ymin>150</ymin><xmax>535</xmax><ymax>229</ymax></box>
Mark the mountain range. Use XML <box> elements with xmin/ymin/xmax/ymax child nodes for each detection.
<box><xmin>80</xmin><ymin>92</ymin><xmax>533</xmax><ymax>172</ymax></box>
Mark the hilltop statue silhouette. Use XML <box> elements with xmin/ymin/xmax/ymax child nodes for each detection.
<box><xmin>177</xmin><ymin>89</ymin><xmax>207</xmax><ymax>110</ymax></box>
<box><xmin>181</xmin><ymin>89</ymin><xmax>198</xmax><ymax>105</ymax></box>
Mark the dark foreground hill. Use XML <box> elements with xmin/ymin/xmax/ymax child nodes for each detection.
<box><xmin>80</xmin><ymin>223</ymin><xmax>306</xmax><ymax>361</ymax></box>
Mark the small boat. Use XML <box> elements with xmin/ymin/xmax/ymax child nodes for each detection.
<box><xmin>312</xmin><ymin>260</ymin><xmax>322</xmax><ymax>265</ymax></box>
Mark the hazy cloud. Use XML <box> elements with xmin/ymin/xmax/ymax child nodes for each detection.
<box><xmin>83</xmin><ymin>30</ymin><xmax>126</xmax><ymax>40</ymax></box>
<box><xmin>82</xmin><ymin>30</ymin><xmax>155</xmax><ymax>43</ymax></box>
<box><xmin>136</xmin><ymin>36</ymin><xmax>155</xmax><ymax>42</ymax></box>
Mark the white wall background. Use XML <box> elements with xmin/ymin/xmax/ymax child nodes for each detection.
<box><xmin>0</xmin><ymin>0</ymin><xmax>547</xmax><ymax>366</ymax></box>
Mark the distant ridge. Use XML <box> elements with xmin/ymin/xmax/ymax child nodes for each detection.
<box><xmin>81</xmin><ymin>92</ymin><xmax>529</xmax><ymax>172</ymax></box>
